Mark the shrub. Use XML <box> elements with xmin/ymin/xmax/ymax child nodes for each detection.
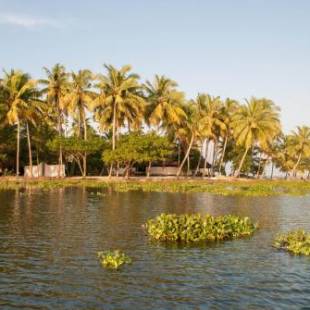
<box><xmin>145</xmin><ymin>213</ymin><xmax>257</xmax><ymax>243</ymax></box>
<box><xmin>273</xmin><ymin>230</ymin><xmax>310</xmax><ymax>256</ymax></box>
<box><xmin>97</xmin><ymin>250</ymin><xmax>132</xmax><ymax>269</ymax></box>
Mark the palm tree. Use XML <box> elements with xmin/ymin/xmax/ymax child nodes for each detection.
<box><xmin>93</xmin><ymin>65</ymin><xmax>145</xmax><ymax>151</ymax></box>
<box><xmin>231</xmin><ymin>98</ymin><xmax>281</xmax><ymax>177</ymax></box>
<box><xmin>199</xmin><ymin>95</ymin><xmax>224</xmax><ymax>176</ymax></box>
<box><xmin>0</xmin><ymin>70</ymin><xmax>39</xmax><ymax>176</ymax></box>
<box><xmin>176</xmin><ymin>96</ymin><xmax>210</xmax><ymax>177</ymax></box>
<box><xmin>40</xmin><ymin>64</ymin><xmax>69</xmax><ymax>176</ymax></box>
<box><xmin>24</xmin><ymin>101</ymin><xmax>45</xmax><ymax>177</ymax></box>
<box><xmin>289</xmin><ymin>126</ymin><xmax>310</xmax><ymax>176</ymax></box>
<box><xmin>65</xmin><ymin>69</ymin><xmax>95</xmax><ymax>176</ymax></box>
<box><xmin>144</xmin><ymin>75</ymin><xmax>186</xmax><ymax>132</ymax></box>
<box><xmin>218</xmin><ymin>98</ymin><xmax>239</xmax><ymax>175</ymax></box>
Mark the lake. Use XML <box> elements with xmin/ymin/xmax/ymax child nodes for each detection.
<box><xmin>0</xmin><ymin>188</ymin><xmax>310</xmax><ymax>309</ymax></box>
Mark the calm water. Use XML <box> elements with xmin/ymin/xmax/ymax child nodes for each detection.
<box><xmin>0</xmin><ymin>188</ymin><xmax>310</xmax><ymax>309</ymax></box>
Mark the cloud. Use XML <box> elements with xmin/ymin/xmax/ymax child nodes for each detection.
<box><xmin>0</xmin><ymin>13</ymin><xmax>62</xmax><ymax>28</ymax></box>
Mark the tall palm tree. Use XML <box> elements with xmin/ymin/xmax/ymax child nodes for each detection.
<box><xmin>40</xmin><ymin>64</ymin><xmax>69</xmax><ymax>176</ymax></box>
<box><xmin>65</xmin><ymin>69</ymin><xmax>95</xmax><ymax>176</ymax></box>
<box><xmin>199</xmin><ymin>95</ymin><xmax>224</xmax><ymax>176</ymax></box>
<box><xmin>0</xmin><ymin>70</ymin><xmax>39</xmax><ymax>176</ymax></box>
<box><xmin>93</xmin><ymin>65</ymin><xmax>145</xmax><ymax>151</ymax></box>
<box><xmin>218</xmin><ymin>98</ymin><xmax>239</xmax><ymax>175</ymax></box>
<box><xmin>24</xmin><ymin>101</ymin><xmax>45</xmax><ymax>177</ymax></box>
<box><xmin>144</xmin><ymin>75</ymin><xmax>186</xmax><ymax>132</ymax></box>
<box><xmin>176</xmin><ymin>95</ymin><xmax>211</xmax><ymax>177</ymax></box>
<box><xmin>231</xmin><ymin>98</ymin><xmax>281</xmax><ymax>177</ymax></box>
<box><xmin>289</xmin><ymin>126</ymin><xmax>310</xmax><ymax>176</ymax></box>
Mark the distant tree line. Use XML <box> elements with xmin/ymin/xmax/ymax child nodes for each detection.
<box><xmin>0</xmin><ymin>64</ymin><xmax>309</xmax><ymax>178</ymax></box>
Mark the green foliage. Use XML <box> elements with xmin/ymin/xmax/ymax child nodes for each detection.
<box><xmin>273</xmin><ymin>230</ymin><xmax>310</xmax><ymax>256</ymax></box>
<box><xmin>102</xmin><ymin>132</ymin><xmax>172</xmax><ymax>165</ymax></box>
<box><xmin>97</xmin><ymin>250</ymin><xmax>132</xmax><ymax>269</ymax></box>
<box><xmin>145</xmin><ymin>213</ymin><xmax>257</xmax><ymax>243</ymax></box>
<box><xmin>48</xmin><ymin>136</ymin><xmax>105</xmax><ymax>153</ymax></box>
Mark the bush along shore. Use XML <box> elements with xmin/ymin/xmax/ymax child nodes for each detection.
<box><xmin>145</xmin><ymin>213</ymin><xmax>258</xmax><ymax>244</ymax></box>
<box><xmin>273</xmin><ymin>230</ymin><xmax>310</xmax><ymax>256</ymax></box>
<box><xmin>0</xmin><ymin>178</ymin><xmax>310</xmax><ymax>196</ymax></box>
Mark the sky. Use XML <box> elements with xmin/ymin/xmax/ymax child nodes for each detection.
<box><xmin>0</xmin><ymin>0</ymin><xmax>309</xmax><ymax>132</ymax></box>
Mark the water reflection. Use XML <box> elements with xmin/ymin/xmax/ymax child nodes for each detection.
<box><xmin>0</xmin><ymin>188</ymin><xmax>310</xmax><ymax>309</ymax></box>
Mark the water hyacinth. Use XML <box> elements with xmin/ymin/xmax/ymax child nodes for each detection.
<box><xmin>145</xmin><ymin>213</ymin><xmax>258</xmax><ymax>243</ymax></box>
<box><xmin>97</xmin><ymin>250</ymin><xmax>132</xmax><ymax>269</ymax></box>
<box><xmin>273</xmin><ymin>230</ymin><xmax>310</xmax><ymax>256</ymax></box>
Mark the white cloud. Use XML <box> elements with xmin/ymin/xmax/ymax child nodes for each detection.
<box><xmin>0</xmin><ymin>13</ymin><xmax>61</xmax><ymax>28</ymax></box>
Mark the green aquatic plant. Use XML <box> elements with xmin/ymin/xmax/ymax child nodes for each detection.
<box><xmin>145</xmin><ymin>213</ymin><xmax>257</xmax><ymax>243</ymax></box>
<box><xmin>273</xmin><ymin>230</ymin><xmax>310</xmax><ymax>256</ymax></box>
<box><xmin>97</xmin><ymin>250</ymin><xmax>132</xmax><ymax>269</ymax></box>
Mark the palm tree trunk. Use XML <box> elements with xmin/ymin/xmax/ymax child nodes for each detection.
<box><xmin>112</xmin><ymin>101</ymin><xmax>117</xmax><ymax>150</ymax></box>
<box><xmin>26</xmin><ymin>122</ymin><xmax>33</xmax><ymax>178</ymax></box>
<box><xmin>292</xmin><ymin>152</ymin><xmax>302</xmax><ymax>177</ymax></box>
<box><xmin>108</xmin><ymin>164</ymin><xmax>113</xmax><ymax>177</ymax></box>
<box><xmin>194</xmin><ymin>150</ymin><xmax>202</xmax><ymax>176</ymax></box>
<box><xmin>256</xmin><ymin>153</ymin><xmax>262</xmax><ymax>178</ymax></box>
<box><xmin>83</xmin><ymin>113</ymin><xmax>87</xmax><ymax>177</ymax></box>
<box><xmin>203</xmin><ymin>139</ymin><xmax>209</xmax><ymax>177</ymax></box>
<box><xmin>211</xmin><ymin>139</ymin><xmax>218</xmax><ymax>176</ymax></box>
<box><xmin>16</xmin><ymin>119</ymin><xmax>20</xmax><ymax>177</ymax></box>
<box><xmin>147</xmin><ymin>161</ymin><xmax>152</xmax><ymax>177</ymax></box>
<box><xmin>177</xmin><ymin>134</ymin><xmax>194</xmax><ymax>177</ymax></box>
<box><xmin>187</xmin><ymin>156</ymin><xmax>190</xmax><ymax>176</ymax></box>
<box><xmin>219</xmin><ymin>136</ymin><xmax>228</xmax><ymax>175</ymax></box>
<box><xmin>235</xmin><ymin>147</ymin><xmax>249</xmax><ymax>177</ymax></box>
<box><xmin>270</xmin><ymin>161</ymin><xmax>274</xmax><ymax>179</ymax></box>
<box><xmin>177</xmin><ymin>142</ymin><xmax>181</xmax><ymax>166</ymax></box>
<box><xmin>57</xmin><ymin>104</ymin><xmax>63</xmax><ymax>178</ymax></box>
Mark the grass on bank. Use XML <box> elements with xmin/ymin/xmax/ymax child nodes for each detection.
<box><xmin>0</xmin><ymin>177</ymin><xmax>310</xmax><ymax>196</ymax></box>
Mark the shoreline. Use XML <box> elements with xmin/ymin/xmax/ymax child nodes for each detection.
<box><xmin>0</xmin><ymin>176</ymin><xmax>309</xmax><ymax>196</ymax></box>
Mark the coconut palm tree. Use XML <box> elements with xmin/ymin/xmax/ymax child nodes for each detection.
<box><xmin>40</xmin><ymin>64</ymin><xmax>69</xmax><ymax>176</ymax></box>
<box><xmin>199</xmin><ymin>95</ymin><xmax>224</xmax><ymax>176</ymax></box>
<box><xmin>0</xmin><ymin>70</ymin><xmax>39</xmax><ymax>176</ymax></box>
<box><xmin>65</xmin><ymin>69</ymin><xmax>95</xmax><ymax>176</ymax></box>
<box><xmin>23</xmin><ymin>100</ymin><xmax>45</xmax><ymax>177</ymax></box>
<box><xmin>218</xmin><ymin>98</ymin><xmax>239</xmax><ymax>175</ymax></box>
<box><xmin>176</xmin><ymin>95</ymin><xmax>211</xmax><ymax>177</ymax></box>
<box><xmin>144</xmin><ymin>75</ymin><xmax>186</xmax><ymax>132</ymax></box>
<box><xmin>231</xmin><ymin>98</ymin><xmax>281</xmax><ymax>177</ymax></box>
<box><xmin>93</xmin><ymin>65</ymin><xmax>145</xmax><ymax>151</ymax></box>
<box><xmin>288</xmin><ymin>126</ymin><xmax>310</xmax><ymax>176</ymax></box>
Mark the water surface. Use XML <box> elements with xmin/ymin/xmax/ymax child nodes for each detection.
<box><xmin>0</xmin><ymin>188</ymin><xmax>310</xmax><ymax>309</ymax></box>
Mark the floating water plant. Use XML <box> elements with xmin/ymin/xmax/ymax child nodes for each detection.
<box><xmin>97</xmin><ymin>250</ymin><xmax>132</xmax><ymax>269</ymax></box>
<box><xmin>145</xmin><ymin>213</ymin><xmax>257</xmax><ymax>243</ymax></box>
<box><xmin>273</xmin><ymin>230</ymin><xmax>310</xmax><ymax>256</ymax></box>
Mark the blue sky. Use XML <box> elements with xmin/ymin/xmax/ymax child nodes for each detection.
<box><xmin>0</xmin><ymin>0</ymin><xmax>309</xmax><ymax>132</ymax></box>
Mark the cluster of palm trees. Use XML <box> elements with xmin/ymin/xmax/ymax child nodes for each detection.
<box><xmin>0</xmin><ymin>64</ymin><xmax>309</xmax><ymax>178</ymax></box>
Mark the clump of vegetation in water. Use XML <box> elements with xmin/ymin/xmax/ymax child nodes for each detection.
<box><xmin>273</xmin><ymin>230</ymin><xmax>310</xmax><ymax>256</ymax></box>
<box><xmin>145</xmin><ymin>213</ymin><xmax>257</xmax><ymax>243</ymax></box>
<box><xmin>97</xmin><ymin>250</ymin><xmax>132</xmax><ymax>269</ymax></box>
